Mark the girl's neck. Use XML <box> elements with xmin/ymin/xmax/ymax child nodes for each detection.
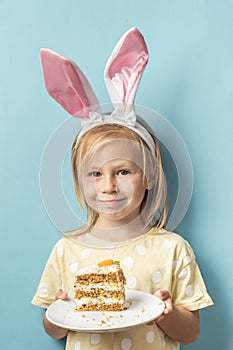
<box><xmin>90</xmin><ymin>216</ymin><xmax>151</xmax><ymax>242</ymax></box>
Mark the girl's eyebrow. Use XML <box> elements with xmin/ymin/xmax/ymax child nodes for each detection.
<box><xmin>87</xmin><ymin>165</ymin><xmax>100</xmax><ymax>170</ymax></box>
<box><xmin>87</xmin><ymin>160</ymin><xmax>134</xmax><ymax>170</ymax></box>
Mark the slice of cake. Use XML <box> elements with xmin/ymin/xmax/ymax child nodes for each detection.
<box><xmin>74</xmin><ymin>259</ymin><xmax>126</xmax><ymax>311</ymax></box>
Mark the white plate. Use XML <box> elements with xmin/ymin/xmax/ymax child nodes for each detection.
<box><xmin>46</xmin><ymin>290</ymin><xmax>165</xmax><ymax>332</ymax></box>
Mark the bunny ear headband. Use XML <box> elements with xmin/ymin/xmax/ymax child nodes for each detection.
<box><xmin>40</xmin><ymin>27</ymin><xmax>155</xmax><ymax>154</ymax></box>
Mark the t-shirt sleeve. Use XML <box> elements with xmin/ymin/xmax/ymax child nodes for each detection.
<box><xmin>31</xmin><ymin>242</ymin><xmax>62</xmax><ymax>308</ymax></box>
<box><xmin>172</xmin><ymin>239</ymin><xmax>214</xmax><ymax>311</ymax></box>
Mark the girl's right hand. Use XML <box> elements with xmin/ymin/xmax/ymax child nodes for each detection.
<box><xmin>55</xmin><ymin>289</ymin><xmax>68</xmax><ymax>300</ymax></box>
<box><xmin>43</xmin><ymin>289</ymin><xmax>69</xmax><ymax>340</ymax></box>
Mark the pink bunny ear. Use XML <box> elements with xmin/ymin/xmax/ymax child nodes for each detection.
<box><xmin>104</xmin><ymin>28</ymin><xmax>148</xmax><ymax>116</ymax></box>
<box><xmin>40</xmin><ymin>49</ymin><xmax>100</xmax><ymax>118</ymax></box>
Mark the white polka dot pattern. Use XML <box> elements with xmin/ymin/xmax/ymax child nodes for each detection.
<box><xmin>57</xmin><ymin>247</ymin><xmax>64</xmax><ymax>257</ymax></box>
<box><xmin>38</xmin><ymin>282</ymin><xmax>47</xmax><ymax>294</ymax></box>
<box><xmin>81</xmin><ymin>249</ymin><xmax>91</xmax><ymax>259</ymax></box>
<box><xmin>69</xmin><ymin>261</ymin><xmax>78</xmax><ymax>273</ymax></box>
<box><xmin>184</xmin><ymin>256</ymin><xmax>192</xmax><ymax>265</ymax></box>
<box><xmin>146</xmin><ymin>331</ymin><xmax>155</xmax><ymax>343</ymax></box>
<box><xmin>178</xmin><ymin>267</ymin><xmax>187</xmax><ymax>279</ymax></box>
<box><xmin>152</xmin><ymin>271</ymin><xmax>162</xmax><ymax>283</ymax></box>
<box><xmin>91</xmin><ymin>334</ymin><xmax>101</xmax><ymax>344</ymax></box>
<box><xmin>162</xmin><ymin>239</ymin><xmax>172</xmax><ymax>248</ymax></box>
<box><xmin>172</xmin><ymin>260</ymin><xmax>178</xmax><ymax>270</ymax></box>
<box><xmin>123</xmin><ymin>256</ymin><xmax>134</xmax><ymax>269</ymax></box>
<box><xmin>74</xmin><ymin>340</ymin><xmax>80</xmax><ymax>350</ymax></box>
<box><xmin>135</xmin><ymin>244</ymin><xmax>147</xmax><ymax>255</ymax></box>
<box><xmin>199</xmin><ymin>302</ymin><xmax>207</xmax><ymax>309</ymax></box>
<box><xmin>126</xmin><ymin>276</ymin><xmax>137</xmax><ymax>289</ymax></box>
<box><xmin>185</xmin><ymin>285</ymin><xmax>194</xmax><ymax>297</ymax></box>
<box><xmin>158</xmin><ymin>228</ymin><xmax>166</xmax><ymax>234</ymax></box>
<box><xmin>121</xmin><ymin>338</ymin><xmax>132</xmax><ymax>350</ymax></box>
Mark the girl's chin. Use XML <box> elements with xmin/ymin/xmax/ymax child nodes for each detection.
<box><xmin>96</xmin><ymin>209</ymin><xmax>142</xmax><ymax>225</ymax></box>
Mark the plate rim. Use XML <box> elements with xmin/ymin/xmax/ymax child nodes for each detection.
<box><xmin>46</xmin><ymin>289</ymin><xmax>165</xmax><ymax>332</ymax></box>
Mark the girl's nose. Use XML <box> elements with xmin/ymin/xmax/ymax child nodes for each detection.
<box><xmin>101</xmin><ymin>175</ymin><xmax>117</xmax><ymax>193</ymax></box>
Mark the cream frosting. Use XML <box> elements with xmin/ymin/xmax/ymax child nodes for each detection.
<box><xmin>74</xmin><ymin>296</ymin><xmax>124</xmax><ymax>307</ymax></box>
<box><xmin>74</xmin><ymin>283</ymin><xmax>124</xmax><ymax>291</ymax></box>
<box><xmin>75</xmin><ymin>263</ymin><xmax>121</xmax><ymax>276</ymax></box>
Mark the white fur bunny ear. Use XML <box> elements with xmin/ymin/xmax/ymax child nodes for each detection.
<box><xmin>104</xmin><ymin>27</ymin><xmax>148</xmax><ymax>120</ymax></box>
<box><xmin>40</xmin><ymin>49</ymin><xmax>100</xmax><ymax>119</ymax></box>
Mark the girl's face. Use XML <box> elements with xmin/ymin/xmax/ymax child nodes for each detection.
<box><xmin>79</xmin><ymin>139</ymin><xmax>149</xmax><ymax>227</ymax></box>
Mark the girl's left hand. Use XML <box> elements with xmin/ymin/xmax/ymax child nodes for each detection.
<box><xmin>148</xmin><ymin>289</ymin><xmax>200</xmax><ymax>344</ymax></box>
<box><xmin>148</xmin><ymin>289</ymin><xmax>173</xmax><ymax>324</ymax></box>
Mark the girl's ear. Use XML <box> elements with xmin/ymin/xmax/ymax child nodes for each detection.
<box><xmin>146</xmin><ymin>177</ymin><xmax>156</xmax><ymax>190</ymax></box>
<box><xmin>144</xmin><ymin>164</ymin><xmax>157</xmax><ymax>190</ymax></box>
<box><xmin>144</xmin><ymin>174</ymin><xmax>156</xmax><ymax>190</ymax></box>
<box><xmin>40</xmin><ymin>49</ymin><xmax>100</xmax><ymax>119</ymax></box>
<box><xmin>104</xmin><ymin>27</ymin><xmax>148</xmax><ymax>117</ymax></box>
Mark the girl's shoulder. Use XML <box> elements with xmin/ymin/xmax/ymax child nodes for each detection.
<box><xmin>146</xmin><ymin>227</ymin><xmax>194</xmax><ymax>251</ymax></box>
<box><xmin>48</xmin><ymin>234</ymin><xmax>85</xmax><ymax>255</ymax></box>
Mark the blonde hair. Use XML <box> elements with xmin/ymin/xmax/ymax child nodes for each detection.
<box><xmin>71</xmin><ymin>122</ymin><xmax>168</xmax><ymax>235</ymax></box>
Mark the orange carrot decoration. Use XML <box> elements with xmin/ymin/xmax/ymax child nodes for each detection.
<box><xmin>98</xmin><ymin>259</ymin><xmax>114</xmax><ymax>267</ymax></box>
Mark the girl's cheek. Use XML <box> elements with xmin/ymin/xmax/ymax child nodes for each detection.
<box><xmin>85</xmin><ymin>184</ymin><xmax>96</xmax><ymax>198</ymax></box>
<box><xmin>80</xmin><ymin>178</ymin><xmax>97</xmax><ymax>200</ymax></box>
<box><xmin>117</xmin><ymin>180</ymin><xmax>133</xmax><ymax>197</ymax></box>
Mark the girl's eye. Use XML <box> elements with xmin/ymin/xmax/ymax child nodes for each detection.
<box><xmin>117</xmin><ymin>169</ymin><xmax>130</xmax><ymax>176</ymax></box>
<box><xmin>88</xmin><ymin>171</ymin><xmax>101</xmax><ymax>178</ymax></box>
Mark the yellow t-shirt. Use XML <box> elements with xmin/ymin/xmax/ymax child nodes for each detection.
<box><xmin>31</xmin><ymin>228</ymin><xmax>213</xmax><ymax>350</ymax></box>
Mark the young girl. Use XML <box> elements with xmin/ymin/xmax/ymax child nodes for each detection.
<box><xmin>32</xmin><ymin>28</ymin><xmax>213</xmax><ymax>350</ymax></box>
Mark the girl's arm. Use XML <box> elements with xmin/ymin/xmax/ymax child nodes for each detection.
<box><xmin>43</xmin><ymin>312</ymin><xmax>68</xmax><ymax>340</ymax></box>
<box><xmin>154</xmin><ymin>290</ymin><xmax>200</xmax><ymax>344</ymax></box>
<box><xmin>43</xmin><ymin>290</ymin><xmax>69</xmax><ymax>340</ymax></box>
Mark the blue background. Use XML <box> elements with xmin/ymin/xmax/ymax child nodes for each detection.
<box><xmin>1</xmin><ymin>1</ymin><xmax>232</xmax><ymax>349</ymax></box>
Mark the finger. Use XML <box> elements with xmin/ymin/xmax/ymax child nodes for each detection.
<box><xmin>56</xmin><ymin>290</ymin><xmax>68</xmax><ymax>300</ymax></box>
<box><xmin>154</xmin><ymin>289</ymin><xmax>171</xmax><ymax>300</ymax></box>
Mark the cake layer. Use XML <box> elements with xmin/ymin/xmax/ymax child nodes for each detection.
<box><xmin>74</xmin><ymin>282</ymin><xmax>124</xmax><ymax>291</ymax></box>
<box><xmin>76</xmin><ymin>304</ymin><xmax>123</xmax><ymax>311</ymax></box>
<box><xmin>75</xmin><ymin>271</ymin><xmax>125</xmax><ymax>284</ymax></box>
<box><xmin>74</xmin><ymin>289</ymin><xmax>125</xmax><ymax>299</ymax></box>
<box><xmin>75</xmin><ymin>297</ymin><xmax>124</xmax><ymax>311</ymax></box>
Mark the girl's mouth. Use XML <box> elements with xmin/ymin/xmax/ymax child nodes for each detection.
<box><xmin>96</xmin><ymin>198</ymin><xmax>127</xmax><ymax>206</ymax></box>
<box><xmin>97</xmin><ymin>197</ymin><xmax>126</xmax><ymax>201</ymax></box>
